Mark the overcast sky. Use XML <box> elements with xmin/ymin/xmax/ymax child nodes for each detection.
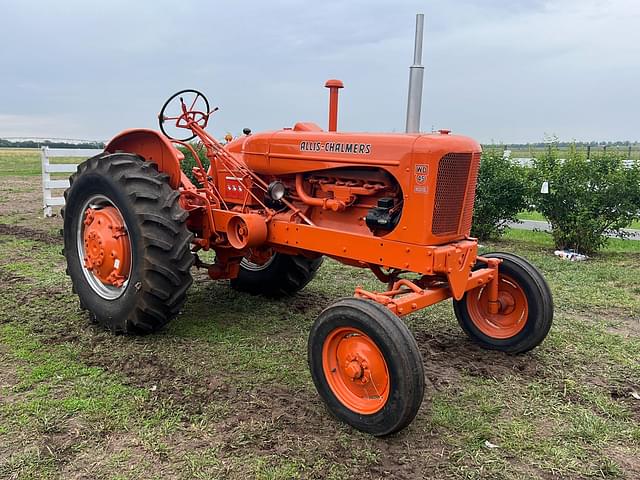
<box><xmin>1</xmin><ymin>0</ymin><xmax>638</xmax><ymax>143</ymax></box>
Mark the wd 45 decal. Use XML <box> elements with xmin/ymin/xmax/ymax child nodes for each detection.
<box><xmin>300</xmin><ymin>141</ymin><xmax>371</xmax><ymax>154</ymax></box>
<box><xmin>414</xmin><ymin>164</ymin><xmax>428</xmax><ymax>194</ymax></box>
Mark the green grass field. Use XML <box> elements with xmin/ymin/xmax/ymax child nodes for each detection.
<box><xmin>0</xmin><ymin>149</ymin><xmax>639</xmax><ymax>479</ymax></box>
<box><xmin>0</xmin><ymin>148</ymin><xmax>89</xmax><ymax>176</ymax></box>
<box><xmin>0</xmin><ymin>148</ymin><xmax>42</xmax><ymax>176</ymax></box>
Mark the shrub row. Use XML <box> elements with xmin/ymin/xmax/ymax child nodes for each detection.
<box><xmin>471</xmin><ymin>145</ymin><xmax>640</xmax><ymax>254</ymax></box>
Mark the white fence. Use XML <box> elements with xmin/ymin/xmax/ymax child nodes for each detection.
<box><xmin>41</xmin><ymin>147</ymin><xmax>102</xmax><ymax>217</ymax></box>
<box><xmin>508</xmin><ymin>156</ymin><xmax>637</xmax><ymax>169</ymax></box>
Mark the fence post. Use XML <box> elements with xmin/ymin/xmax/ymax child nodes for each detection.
<box><xmin>41</xmin><ymin>147</ymin><xmax>52</xmax><ymax>217</ymax></box>
<box><xmin>587</xmin><ymin>145</ymin><xmax>591</xmax><ymax>159</ymax></box>
<box><xmin>40</xmin><ymin>148</ymin><xmax>103</xmax><ymax>217</ymax></box>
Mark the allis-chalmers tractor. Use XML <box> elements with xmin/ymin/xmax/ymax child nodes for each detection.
<box><xmin>62</xmin><ymin>81</ymin><xmax>553</xmax><ymax>436</ymax></box>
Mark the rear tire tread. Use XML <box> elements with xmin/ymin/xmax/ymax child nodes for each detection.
<box><xmin>63</xmin><ymin>153</ymin><xmax>193</xmax><ymax>334</ymax></box>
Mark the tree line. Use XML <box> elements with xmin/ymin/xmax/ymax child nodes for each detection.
<box><xmin>0</xmin><ymin>139</ymin><xmax>104</xmax><ymax>149</ymax></box>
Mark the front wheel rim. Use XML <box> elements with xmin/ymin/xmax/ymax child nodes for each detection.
<box><xmin>76</xmin><ymin>194</ymin><xmax>132</xmax><ymax>300</ymax></box>
<box><xmin>322</xmin><ymin>327</ymin><xmax>390</xmax><ymax>414</ymax></box>
<box><xmin>466</xmin><ymin>274</ymin><xmax>529</xmax><ymax>339</ymax></box>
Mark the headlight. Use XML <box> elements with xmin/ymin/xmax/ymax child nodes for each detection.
<box><xmin>267</xmin><ymin>181</ymin><xmax>286</xmax><ymax>201</ymax></box>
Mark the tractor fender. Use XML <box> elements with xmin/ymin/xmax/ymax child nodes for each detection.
<box><xmin>105</xmin><ymin>129</ymin><xmax>184</xmax><ymax>188</ymax></box>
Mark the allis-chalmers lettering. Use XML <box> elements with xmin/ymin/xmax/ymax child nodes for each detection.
<box><xmin>300</xmin><ymin>141</ymin><xmax>371</xmax><ymax>154</ymax></box>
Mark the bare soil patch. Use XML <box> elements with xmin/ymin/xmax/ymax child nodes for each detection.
<box><xmin>608</xmin><ymin>446</ymin><xmax>640</xmax><ymax>480</ymax></box>
<box><xmin>0</xmin><ymin>175</ymin><xmax>63</xmax><ymax>236</ymax></box>
<box><xmin>0</xmin><ymin>268</ymin><xmax>23</xmax><ymax>290</ymax></box>
<box><xmin>0</xmin><ymin>223</ymin><xmax>61</xmax><ymax>245</ymax></box>
<box><xmin>0</xmin><ymin>266</ymin><xmax>67</xmax><ymax>306</ymax></box>
<box><xmin>573</xmin><ymin>308</ymin><xmax>640</xmax><ymax>337</ymax></box>
<box><xmin>0</xmin><ymin>177</ymin><xmax>42</xmax><ymax>216</ymax></box>
<box><xmin>0</xmin><ymin>346</ymin><xmax>19</xmax><ymax>397</ymax></box>
<box><xmin>415</xmin><ymin>329</ymin><xmax>543</xmax><ymax>391</ymax></box>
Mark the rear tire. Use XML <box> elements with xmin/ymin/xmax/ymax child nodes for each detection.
<box><xmin>453</xmin><ymin>252</ymin><xmax>553</xmax><ymax>353</ymax></box>
<box><xmin>62</xmin><ymin>153</ymin><xmax>193</xmax><ymax>334</ymax></box>
<box><xmin>308</xmin><ymin>298</ymin><xmax>425</xmax><ymax>436</ymax></box>
<box><xmin>230</xmin><ymin>253</ymin><xmax>322</xmax><ymax>297</ymax></box>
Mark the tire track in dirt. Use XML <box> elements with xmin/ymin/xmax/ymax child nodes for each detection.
<box><xmin>414</xmin><ymin>329</ymin><xmax>543</xmax><ymax>388</ymax></box>
<box><xmin>0</xmin><ymin>223</ymin><xmax>61</xmax><ymax>245</ymax></box>
<box><xmin>0</xmin><ymin>268</ymin><xmax>23</xmax><ymax>288</ymax></box>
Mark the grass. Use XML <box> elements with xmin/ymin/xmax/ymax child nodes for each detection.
<box><xmin>0</xmin><ymin>147</ymin><xmax>86</xmax><ymax>177</ymax></box>
<box><xmin>0</xmin><ymin>148</ymin><xmax>42</xmax><ymax>176</ymax></box>
<box><xmin>516</xmin><ymin>211</ymin><xmax>546</xmax><ymax>222</ymax></box>
<box><xmin>0</xmin><ymin>150</ymin><xmax>639</xmax><ymax>478</ymax></box>
<box><xmin>503</xmin><ymin>227</ymin><xmax>640</xmax><ymax>253</ymax></box>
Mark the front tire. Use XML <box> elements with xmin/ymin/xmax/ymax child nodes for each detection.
<box><xmin>62</xmin><ymin>153</ymin><xmax>193</xmax><ymax>334</ymax></box>
<box><xmin>453</xmin><ymin>252</ymin><xmax>553</xmax><ymax>353</ymax></box>
<box><xmin>308</xmin><ymin>298</ymin><xmax>425</xmax><ymax>436</ymax></box>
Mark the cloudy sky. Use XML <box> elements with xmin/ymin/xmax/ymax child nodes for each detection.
<box><xmin>1</xmin><ymin>0</ymin><xmax>638</xmax><ymax>143</ymax></box>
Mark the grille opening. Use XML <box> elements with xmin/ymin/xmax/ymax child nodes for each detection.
<box><xmin>432</xmin><ymin>152</ymin><xmax>480</xmax><ymax>236</ymax></box>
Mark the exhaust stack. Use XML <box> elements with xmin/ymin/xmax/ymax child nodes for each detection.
<box><xmin>405</xmin><ymin>13</ymin><xmax>425</xmax><ymax>133</ymax></box>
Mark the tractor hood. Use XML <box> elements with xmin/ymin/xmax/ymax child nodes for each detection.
<box><xmin>229</xmin><ymin>123</ymin><xmax>481</xmax><ymax>176</ymax></box>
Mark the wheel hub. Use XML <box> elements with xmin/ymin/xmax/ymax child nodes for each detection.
<box><xmin>497</xmin><ymin>291</ymin><xmax>516</xmax><ymax>315</ymax></box>
<box><xmin>323</xmin><ymin>328</ymin><xmax>390</xmax><ymax>414</ymax></box>
<box><xmin>82</xmin><ymin>207</ymin><xmax>131</xmax><ymax>288</ymax></box>
<box><xmin>344</xmin><ymin>360</ymin><xmax>363</xmax><ymax>380</ymax></box>
<box><xmin>466</xmin><ymin>274</ymin><xmax>528</xmax><ymax>339</ymax></box>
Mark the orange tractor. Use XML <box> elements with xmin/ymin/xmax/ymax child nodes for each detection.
<box><xmin>62</xmin><ymin>79</ymin><xmax>553</xmax><ymax>436</ymax></box>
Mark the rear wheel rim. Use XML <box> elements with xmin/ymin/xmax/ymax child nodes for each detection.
<box><xmin>466</xmin><ymin>274</ymin><xmax>528</xmax><ymax>339</ymax></box>
<box><xmin>322</xmin><ymin>327</ymin><xmax>390</xmax><ymax>414</ymax></box>
<box><xmin>240</xmin><ymin>253</ymin><xmax>276</xmax><ymax>272</ymax></box>
<box><xmin>76</xmin><ymin>194</ymin><xmax>132</xmax><ymax>300</ymax></box>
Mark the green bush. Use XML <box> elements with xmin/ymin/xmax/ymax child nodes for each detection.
<box><xmin>177</xmin><ymin>143</ymin><xmax>209</xmax><ymax>185</ymax></box>
<box><xmin>528</xmin><ymin>144</ymin><xmax>640</xmax><ymax>254</ymax></box>
<box><xmin>471</xmin><ymin>150</ymin><xmax>529</xmax><ymax>240</ymax></box>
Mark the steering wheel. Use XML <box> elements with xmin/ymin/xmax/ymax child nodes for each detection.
<box><xmin>158</xmin><ymin>89</ymin><xmax>213</xmax><ymax>141</ymax></box>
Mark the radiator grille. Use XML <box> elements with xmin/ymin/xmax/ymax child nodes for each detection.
<box><xmin>432</xmin><ymin>152</ymin><xmax>480</xmax><ymax>236</ymax></box>
<box><xmin>459</xmin><ymin>152</ymin><xmax>482</xmax><ymax>235</ymax></box>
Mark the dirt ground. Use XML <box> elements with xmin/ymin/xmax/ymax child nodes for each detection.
<box><xmin>1</xmin><ymin>175</ymin><xmax>639</xmax><ymax>480</ymax></box>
